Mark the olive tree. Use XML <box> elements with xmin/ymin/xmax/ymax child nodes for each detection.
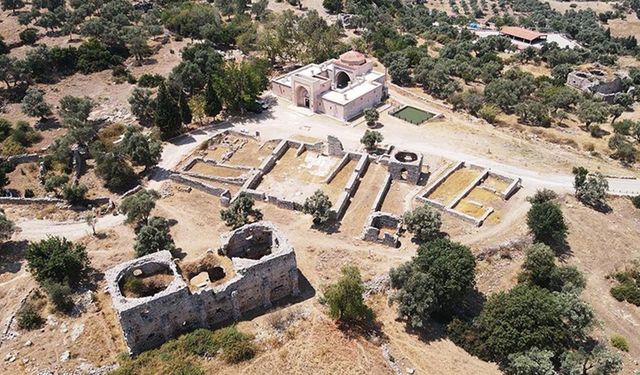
<box><xmin>119</xmin><ymin>189</ymin><xmax>159</xmax><ymax>227</ymax></box>
<box><xmin>360</xmin><ymin>129</ymin><xmax>383</xmax><ymax>150</ymax></box>
<box><xmin>134</xmin><ymin>216</ymin><xmax>176</xmax><ymax>257</ymax></box>
<box><xmin>302</xmin><ymin>190</ymin><xmax>332</xmax><ymax>225</ymax></box>
<box><xmin>322</xmin><ymin>266</ymin><xmax>373</xmax><ymax>322</ymax></box>
<box><xmin>220</xmin><ymin>192</ymin><xmax>263</xmax><ymax>228</ymax></box>
<box><xmin>390</xmin><ymin>238</ymin><xmax>475</xmax><ymax>327</ymax></box>
<box><xmin>21</xmin><ymin>88</ymin><xmax>52</xmax><ymax>121</ymax></box>
<box><xmin>402</xmin><ymin>204</ymin><xmax>442</xmax><ymax>243</ymax></box>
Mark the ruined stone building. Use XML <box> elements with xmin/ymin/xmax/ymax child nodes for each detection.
<box><xmin>271</xmin><ymin>50</ymin><xmax>387</xmax><ymax>121</ymax></box>
<box><xmin>566</xmin><ymin>66</ymin><xmax>626</xmax><ymax>103</ymax></box>
<box><xmin>105</xmin><ymin>222</ymin><xmax>299</xmax><ymax>354</ymax></box>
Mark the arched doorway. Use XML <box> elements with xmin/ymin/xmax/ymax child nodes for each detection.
<box><xmin>295</xmin><ymin>86</ymin><xmax>310</xmax><ymax>108</ymax></box>
<box><xmin>336</xmin><ymin>71</ymin><xmax>351</xmax><ymax>89</ymax></box>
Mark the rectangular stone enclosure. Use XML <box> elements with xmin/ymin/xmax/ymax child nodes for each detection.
<box><xmin>105</xmin><ymin>222</ymin><xmax>299</xmax><ymax>355</ymax></box>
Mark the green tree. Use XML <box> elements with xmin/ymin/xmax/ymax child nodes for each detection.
<box><xmin>204</xmin><ymin>80</ymin><xmax>222</xmax><ymax>117</ymax></box>
<box><xmin>360</xmin><ymin>129</ymin><xmax>383</xmax><ymax>149</ymax></box>
<box><xmin>220</xmin><ymin>192</ymin><xmax>263</xmax><ymax>228</ymax></box>
<box><xmin>363</xmin><ymin>107</ymin><xmax>379</xmax><ymax>127</ymax></box>
<box><xmin>21</xmin><ymin>88</ymin><xmax>52</xmax><ymax>121</ymax></box>
<box><xmin>120</xmin><ymin>126</ymin><xmax>162</xmax><ymax>169</ymax></box>
<box><xmin>608</xmin><ymin>133</ymin><xmax>636</xmax><ymax>165</ymax></box>
<box><xmin>134</xmin><ymin>216</ymin><xmax>176</xmax><ymax>257</ymax></box>
<box><xmin>390</xmin><ymin>238</ymin><xmax>476</xmax><ymax>328</ymax></box>
<box><xmin>323</xmin><ymin>266</ymin><xmax>373</xmax><ymax>322</ymax></box>
<box><xmin>94</xmin><ymin>150</ymin><xmax>136</xmax><ymax>191</ymax></box>
<box><xmin>128</xmin><ymin>87</ymin><xmax>156</xmax><ymax>125</ymax></box>
<box><xmin>62</xmin><ymin>183</ymin><xmax>88</xmax><ymax>205</ymax></box>
<box><xmin>402</xmin><ymin>204</ymin><xmax>442</xmax><ymax>243</ymax></box>
<box><xmin>45</xmin><ymin>282</ymin><xmax>74</xmax><ymax>313</ymax></box>
<box><xmin>573</xmin><ymin>169</ymin><xmax>608</xmax><ymax>210</ymax></box>
<box><xmin>506</xmin><ymin>348</ymin><xmax>555</xmax><ymax>375</ymax></box>
<box><xmin>59</xmin><ymin>95</ymin><xmax>94</xmax><ymax>127</ymax></box>
<box><xmin>527</xmin><ymin>189</ymin><xmax>558</xmax><ymax>205</ymax></box>
<box><xmin>212</xmin><ymin>60</ymin><xmax>268</xmax><ymax>114</ymax></box>
<box><xmin>154</xmin><ymin>82</ymin><xmax>182</xmax><ymax>140</ymax></box>
<box><xmin>302</xmin><ymin>189</ymin><xmax>332</xmax><ymax>225</ymax></box>
<box><xmin>2</xmin><ymin>0</ymin><xmax>25</xmax><ymax>14</ymax></box>
<box><xmin>323</xmin><ymin>0</ymin><xmax>342</xmax><ymax>13</ymax></box>
<box><xmin>527</xmin><ymin>201</ymin><xmax>568</xmax><ymax>245</ymax></box>
<box><xmin>518</xmin><ymin>243</ymin><xmax>586</xmax><ymax>292</ymax></box>
<box><xmin>120</xmin><ymin>189</ymin><xmax>159</xmax><ymax>227</ymax></box>
<box><xmin>188</xmin><ymin>94</ymin><xmax>206</xmax><ymax>124</ymax></box>
<box><xmin>560</xmin><ymin>345</ymin><xmax>623</xmax><ymax>375</ymax></box>
<box><xmin>577</xmin><ymin>99</ymin><xmax>608</xmax><ymax>131</ymax></box>
<box><xmin>178</xmin><ymin>90</ymin><xmax>192</xmax><ymax>125</ymax></box>
<box><xmin>25</xmin><ymin>236</ymin><xmax>89</xmax><ymax>285</ymax></box>
<box><xmin>472</xmin><ymin>285</ymin><xmax>568</xmax><ymax>361</ymax></box>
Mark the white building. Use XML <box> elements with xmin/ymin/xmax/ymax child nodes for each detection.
<box><xmin>271</xmin><ymin>51</ymin><xmax>387</xmax><ymax>121</ymax></box>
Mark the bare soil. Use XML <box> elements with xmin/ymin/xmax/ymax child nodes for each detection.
<box><xmin>428</xmin><ymin>168</ymin><xmax>480</xmax><ymax>205</ymax></box>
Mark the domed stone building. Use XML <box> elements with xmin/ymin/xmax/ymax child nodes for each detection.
<box><xmin>271</xmin><ymin>50</ymin><xmax>387</xmax><ymax>121</ymax></box>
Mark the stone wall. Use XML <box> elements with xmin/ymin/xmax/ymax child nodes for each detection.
<box><xmin>106</xmin><ymin>222</ymin><xmax>299</xmax><ymax>355</ymax></box>
<box><xmin>168</xmin><ymin>174</ymin><xmax>230</xmax><ymax>197</ymax></box>
<box><xmin>333</xmin><ymin>153</ymin><xmax>369</xmax><ymax>219</ymax></box>
<box><xmin>388</xmin><ymin>149</ymin><xmax>422</xmax><ymax>185</ymax></box>
<box><xmin>361</xmin><ymin>212</ymin><xmax>401</xmax><ymax>247</ymax></box>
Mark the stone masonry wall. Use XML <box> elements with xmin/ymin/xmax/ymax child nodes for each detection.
<box><xmin>106</xmin><ymin>223</ymin><xmax>299</xmax><ymax>355</ymax></box>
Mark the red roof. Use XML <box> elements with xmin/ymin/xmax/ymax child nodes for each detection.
<box><xmin>500</xmin><ymin>26</ymin><xmax>545</xmax><ymax>41</ymax></box>
<box><xmin>339</xmin><ymin>50</ymin><xmax>366</xmax><ymax>66</ymax></box>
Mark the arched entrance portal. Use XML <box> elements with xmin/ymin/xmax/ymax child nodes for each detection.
<box><xmin>336</xmin><ymin>71</ymin><xmax>351</xmax><ymax>89</ymax></box>
<box><xmin>295</xmin><ymin>86</ymin><xmax>310</xmax><ymax>108</ymax></box>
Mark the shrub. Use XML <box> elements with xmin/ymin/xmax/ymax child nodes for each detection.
<box><xmin>402</xmin><ymin>204</ymin><xmax>442</xmax><ymax>243</ymax></box>
<box><xmin>16</xmin><ymin>303</ymin><xmax>44</xmax><ymax>330</ymax></box>
<box><xmin>19</xmin><ymin>28</ymin><xmax>38</xmax><ymax>45</ymax></box>
<box><xmin>527</xmin><ymin>189</ymin><xmax>557</xmax><ymax>205</ymax></box>
<box><xmin>77</xmin><ymin>38</ymin><xmax>118</xmax><ymax>74</ymax></box>
<box><xmin>45</xmin><ymin>282</ymin><xmax>74</xmax><ymax>313</ymax></box>
<box><xmin>11</xmin><ymin>121</ymin><xmax>41</xmax><ymax>146</ymax></box>
<box><xmin>0</xmin><ymin>209</ymin><xmax>16</xmax><ymax>242</ymax></box>
<box><xmin>62</xmin><ymin>183</ymin><xmax>88</xmax><ymax>205</ymax></box>
<box><xmin>631</xmin><ymin>195</ymin><xmax>640</xmax><ymax>209</ymax></box>
<box><xmin>137</xmin><ymin>73</ymin><xmax>165</xmax><ymax>88</ymax></box>
<box><xmin>25</xmin><ymin>236</ymin><xmax>89</xmax><ymax>285</ymax></box>
<box><xmin>610</xmin><ymin>335</ymin><xmax>629</xmax><ymax>352</ymax></box>
<box><xmin>322</xmin><ymin>266</ymin><xmax>373</xmax><ymax>323</ymax></box>
<box><xmin>213</xmin><ymin>326</ymin><xmax>256</xmax><ymax>363</ymax></box>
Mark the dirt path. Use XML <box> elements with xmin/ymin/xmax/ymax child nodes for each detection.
<box><xmin>14</xmin><ymin>214</ymin><xmax>125</xmax><ymax>241</ymax></box>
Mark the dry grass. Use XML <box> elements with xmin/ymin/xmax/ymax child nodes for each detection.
<box><xmin>428</xmin><ymin>168</ymin><xmax>480</xmax><ymax>205</ymax></box>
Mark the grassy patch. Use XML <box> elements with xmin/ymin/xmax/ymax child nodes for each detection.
<box><xmin>610</xmin><ymin>335</ymin><xmax>629</xmax><ymax>352</ymax></box>
<box><xmin>112</xmin><ymin>326</ymin><xmax>256</xmax><ymax>374</ymax></box>
<box><xmin>391</xmin><ymin>106</ymin><xmax>435</xmax><ymax>125</ymax></box>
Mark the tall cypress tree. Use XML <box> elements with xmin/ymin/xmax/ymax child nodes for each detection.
<box><xmin>204</xmin><ymin>80</ymin><xmax>222</xmax><ymax>117</ymax></box>
<box><xmin>178</xmin><ymin>90</ymin><xmax>192</xmax><ymax>125</ymax></box>
<box><xmin>154</xmin><ymin>82</ymin><xmax>182</xmax><ymax>140</ymax></box>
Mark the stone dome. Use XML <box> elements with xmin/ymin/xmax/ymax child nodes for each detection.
<box><xmin>339</xmin><ymin>50</ymin><xmax>366</xmax><ymax>66</ymax></box>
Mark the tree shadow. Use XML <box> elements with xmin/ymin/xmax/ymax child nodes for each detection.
<box><xmin>311</xmin><ymin>219</ymin><xmax>342</xmax><ymax>235</ymax></box>
<box><xmin>0</xmin><ymin>240</ymin><xmax>27</xmax><ymax>276</ymax></box>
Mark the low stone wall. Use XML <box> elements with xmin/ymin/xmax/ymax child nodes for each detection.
<box><xmin>371</xmin><ymin>174</ymin><xmax>392</xmax><ymax>212</ymax></box>
<box><xmin>418</xmin><ymin>161</ymin><xmax>465</xmax><ymax>201</ymax></box>
<box><xmin>325</xmin><ymin>154</ymin><xmax>351</xmax><ymax>184</ymax></box>
<box><xmin>106</xmin><ymin>222</ymin><xmax>299</xmax><ymax>355</ymax></box>
<box><xmin>168</xmin><ymin>174</ymin><xmax>230</xmax><ymax>197</ymax></box>
<box><xmin>447</xmin><ymin>169</ymin><xmax>489</xmax><ymax>210</ymax></box>
<box><xmin>0</xmin><ymin>197</ymin><xmax>64</xmax><ymax>205</ymax></box>
<box><xmin>182</xmin><ymin>171</ymin><xmax>246</xmax><ymax>185</ymax></box>
<box><xmin>266</xmin><ymin>195</ymin><xmax>303</xmax><ymax>211</ymax></box>
<box><xmin>333</xmin><ymin>154</ymin><xmax>369</xmax><ymax>220</ymax></box>
<box><xmin>4</xmin><ymin>153</ymin><xmax>41</xmax><ymax>165</ymax></box>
